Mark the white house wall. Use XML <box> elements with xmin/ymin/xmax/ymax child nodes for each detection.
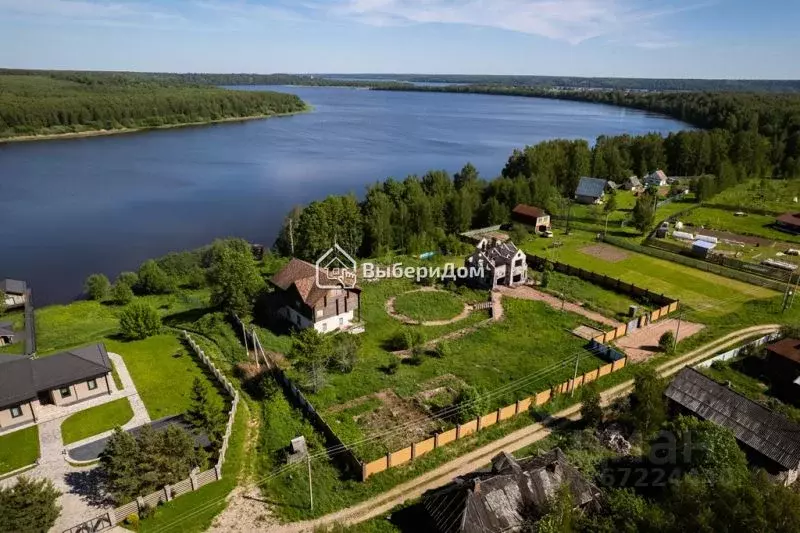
<box><xmin>313</xmin><ymin>310</ymin><xmax>355</xmax><ymax>333</ymax></box>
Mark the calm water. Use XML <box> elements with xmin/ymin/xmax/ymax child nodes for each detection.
<box><xmin>0</xmin><ymin>86</ymin><xmax>690</xmax><ymax>305</ymax></box>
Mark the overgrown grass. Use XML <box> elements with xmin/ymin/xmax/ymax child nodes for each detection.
<box><xmin>60</xmin><ymin>398</ymin><xmax>134</xmax><ymax>445</ymax></box>
<box><xmin>392</xmin><ymin>290</ymin><xmax>466</xmax><ymax>322</ymax></box>
<box><xmin>540</xmin><ymin>271</ymin><xmax>650</xmax><ymax>319</ymax></box>
<box><xmin>0</xmin><ymin>426</ymin><xmax>39</xmax><ymax>476</ymax></box>
<box><xmin>706</xmin><ymin>178</ymin><xmax>800</xmax><ymax>214</ymax></box>
<box><xmin>0</xmin><ymin>309</ymin><xmax>26</xmax><ymax>354</ymax></box>
<box><xmin>105</xmin><ymin>333</ymin><xmax>225</xmax><ymax>419</ymax></box>
<box><xmin>681</xmin><ymin>206</ymin><xmax>800</xmax><ymax>243</ymax></box>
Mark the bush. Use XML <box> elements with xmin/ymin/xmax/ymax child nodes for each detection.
<box><xmin>435</xmin><ymin>340</ymin><xmax>452</xmax><ymax>358</ymax></box>
<box><xmin>111</xmin><ymin>281</ymin><xmax>134</xmax><ymax>305</ymax></box>
<box><xmin>124</xmin><ymin>513</ymin><xmax>140</xmax><ymax>530</ymax></box>
<box><xmin>331</xmin><ymin>334</ymin><xmax>360</xmax><ymax>373</ymax></box>
<box><xmin>119</xmin><ymin>302</ymin><xmax>161</xmax><ymax>340</ymax></box>
<box><xmin>118</xmin><ymin>271</ymin><xmax>138</xmax><ymax>287</ymax></box>
<box><xmin>136</xmin><ymin>260</ymin><xmax>176</xmax><ymax>295</ymax></box>
<box><xmin>659</xmin><ymin>330</ymin><xmax>676</xmax><ymax>354</ymax></box>
<box><xmin>84</xmin><ymin>273</ymin><xmax>110</xmax><ymax>300</ymax></box>
<box><xmin>455</xmin><ymin>385</ymin><xmax>488</xmax><ymax>424</ymax></box>
<box><xmin>541</xmin><ymin>263</ymin><xmax>554</xmax><ymax>288</ymax></box>
<box><xmin>385</xmin><ymin>355</ymin><xmax>400</xmax><ymax>375</ymax></box>
<box><xmin>580</xmin><ymin>384</ymin><xmax>603</xmax><ymax>428</ymax></box>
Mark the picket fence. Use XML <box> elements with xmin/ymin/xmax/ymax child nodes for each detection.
<box><xmin>89</xmin><ymin>331</ymin><xmax>240</xmax><ymax>527</ymax></box>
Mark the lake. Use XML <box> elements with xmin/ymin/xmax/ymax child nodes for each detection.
<box><xmin>0</xmin><ymin>86</ymin><xmax>690</xmax><ymax>305</ymax></box>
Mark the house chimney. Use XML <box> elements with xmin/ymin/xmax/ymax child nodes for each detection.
<box><xmin>473</xmin><ymin>480</ymin><xmax>481</xmax><ymax>494</ymax></box>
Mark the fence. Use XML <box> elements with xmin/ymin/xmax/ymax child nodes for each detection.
<box><xmin>362</xmin><ymin>356</ymin><xmax>628</xmax><ymax>480</ymax></box>
<box><xmin>234</xmin><ymin>316</ymin><xmax>362</xmax><ymax>476</ymax></box>
<box><xmin>83</xmin><ymin>331</ymin><xmax>240</xmax><ymax>529</ymax></box>
<box><xmin>604</xmin><ymin>235</ymin><xmax>789</xmax><ymax>291</ymax></box>
<box><xmin>694</xmin><ymin>333</ymin><xmax>781</xmax><ymax>368</ymax></box>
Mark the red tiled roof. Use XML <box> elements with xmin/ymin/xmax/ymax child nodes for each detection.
<box><xmin>777</xmin><ymin>213</ymin><xmax>800</xmax><ymax>228</ymax></box>
<box><xmin>270</xmin><ymin>258</ymin><xmax>359</xmax><ymax>306</ymax></box>
<box><xmin>512</xmin><ymin>204</ymin><xmax>547</xmax><ymax>219</ymax></box>
<box><xmin>766</xmin><ymin>338</ymin><xmax>800</xmax><ymax>365</ymax></box>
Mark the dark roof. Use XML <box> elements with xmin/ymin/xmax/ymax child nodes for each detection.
<box><xmin>0</xmin><ymin>279</ymin><xmax>26</xmax><ymax>295</ymax></box>
<box><xmin>0</xmin><ymin>322</ymin><xmax>16</xmax><ymax>339</ymax></box>
<box><xmin>766</xmin><ymin>338</ymin><xmax>800</xmax><ymax>365</ymax></box>
<box><xmin>665</xmin><ymin>368</ymin><xmax>800</xmax><ymax>470</ymax></box>
<box><xmin>512</xmin><ymin>204</ymin><xmax>547</xmax><ymax>220</ymax></box>
<box><xmin>0</xmin><ymin>343</ymin><xmax>111</xmax><ymax>409</ymax></box>
<box><xmin>270</xmin><ymin>258</ymin><xmax>359</xmax><ymax>307</ymax></box>
<box><xmin>423</xmin><ymin>449</ymin><xmax>600</xmax><ymax>533</ymax></box>
<box><xmin>575</xmin><ymin>177</ymin><xmax>607</xmax><ymax>199</ymax></box>
<box><xmin>626</xmin><ymin>176</ymin><xmax>641</xmax><ymax>187</ymax></box>
<box><xmin>777</xmin><ymin>213</ymin><xmax>800</xmax><ymax>228</ymax></box>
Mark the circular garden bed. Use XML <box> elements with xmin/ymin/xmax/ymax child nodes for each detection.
<box><xmin>391</xmin><ymin>289</ymin><xmax>466</xmax><ymax>323</ymax></box>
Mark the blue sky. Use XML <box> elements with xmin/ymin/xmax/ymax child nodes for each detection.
<box><xmin>0</xmin><ymin>0</ymin><xmax>797</xmax><ymax>78</ymax></box>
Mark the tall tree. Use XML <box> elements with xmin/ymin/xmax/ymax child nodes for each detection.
<box><xmin>628</xmin><ymin>367</ymin><xmax>666</xmax><ymax>439</ymax></box>
<box><xmin>207</xmin><ymin>245</ymin><xmax>264</xmax><ymax>318</ymax></box>
<box><xmin>185</xmin><ymin>377</ymin><xmax>225</xmax><ymax>446</ymax></box>
<box><xmin>0</xmin><ymin>477</ymin><xmax>61</xmax><ymax>533</ymax></box>
<box><xmin>289</xmin><ymin>328</ymin><xmax>331</xmax><ymax>393</ymax></box>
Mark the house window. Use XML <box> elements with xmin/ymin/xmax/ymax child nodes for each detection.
<box><xmin>339</xmin><ymin>317</ymin><xmax>344</xmax><ymax>326</ymax></box>
<box><xmin>59</xmin><ymin>387</ymin><xmax>72</xmax><ymax>398</ymax></box>
<box><xmin>316</xmin><ymin>309</ymin><xmax>324</xmax><ymax>318</ymax></box>
<box><xmin>514</xmin><ymin>258</ymin><xmax>523</xmax><ymax>267</ymax></box>
<box><xmin>10</xmin><ymin>405</ymin><xmax>23</xmax><ymax>418</ymax></box>
<box><xmin>87</xmin><ymin>379</ymin><xmax>98</xmax><ymax>391</ymax></box>
<box><xmin>322</xmin><ymin>323</ymin><xmax>327</xmax><ymax>332</ymax></box>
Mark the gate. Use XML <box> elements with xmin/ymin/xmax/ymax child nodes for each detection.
<box><xmin>62</xmin><ymin>513</ymin><xmax>112</xmax><ymax>533</ymax></box>
<box><xmin>627</xmin><ymin>318</ymin><xmax>639</xmax><ymax>334</ymax></box>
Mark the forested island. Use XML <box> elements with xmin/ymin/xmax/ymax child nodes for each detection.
<box><xmin>0</xmin><ymin>70</ymin><xmax>308</xmax><ymax>140</ymax></box>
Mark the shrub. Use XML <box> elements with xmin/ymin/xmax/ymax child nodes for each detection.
<box><xmin>111</xmin><ymin>281</ymin><xmax>134</xmax><ymax>305</ymax></box>
<box><xmin>119</xmin><ymin>302</ymin><xmax>161</xmax><ymax>340</ymax></box>
<box><xmin>580</xmin><ymin>384</ymin><xmax>603</xmax><ymax>428</ymax></box>
<box><xmin>659</xmin><ymin>330</ymin><xmax>676</xmax><ymax>354</ymax></box>
<box><xmin>136</xmin><ymin>260</ymin><xmax>176</xmax><ymax>295</ymax></box>
<box><xmin>331</xmin><ymin>334</ymin><xmax>360</xmax><ymax>373</ymax></box>
<box><xmin>124</xmin><ymin>513</ymin><xmax>140</xmax><ymax>530</ymax></box>
<box><xmin>84</xmin><ymin>273</ymin><xmax>110</xmax><ymax>300</ymax></box>
<box><xmin>435</xmin><ymin>340</ymin><xmax>452</xmax><ymax>358</ymax></box>
<box><xmin>541</xmin><ymin>263</ymin><xmax>554</xmax><ymax>288</ymax></box>
<box><xmin>455</xmin><ymin>385</ymin><xmax>488</xmax><ymax>424</ymax></box>
<box><xmin>385</xmin><ymin>355</ymin><xmax>400</xmax><ymax>375</ymax></box>
<box><xmin>117</xmin><ymin>271</ymin><xmax>138</xmax><ymax>287</ymax></box>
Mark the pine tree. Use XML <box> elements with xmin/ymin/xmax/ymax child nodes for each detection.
<box><xmin>185</xmin><ymin>378</ymin><xmax>224</xmax><ymax>446</ymax></box>
<box><xmin>0</xmin><ymin>477</ymin><xmax>61</xmax><ymax>533</ymax></box>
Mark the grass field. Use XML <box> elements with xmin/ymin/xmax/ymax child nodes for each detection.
<box><xmin>680</xmin><ymin>206</ymin><xmax>800</xmax><ymax>244</ymax></box>
<box><xmin>522</xmin><ymin>230</ymin><xmax>775</xmax><ymax>316</ymax></box>
<box><xmin>392</xmin><ymin>290</ymin><xmax>466</xmax><ymax>322</ymax></box>
<box><xmin>60</xmin><ymin>398</ymin><xmax>134</xmax><ymax>445</ymax></box>
<box><xmin>540</xmin><ymin>271</ymin><xmax>651</xmax><ymax>319</ymax></box>
<box><xmin>105</xmin><ymin>333</ymin><xmax>226</xmax><ymax>420</ymax></box>
<box><xmin>0</xmin><ymin>426</ymin><xmax>39</xmax><ymax>476</ymax></box>
<box><xmin>707</xmin><ymin>178</ymin><xmax>800</xmax><ymax>214</ymax></box>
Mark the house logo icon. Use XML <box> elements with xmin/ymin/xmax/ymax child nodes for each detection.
<box><xmin>316</xmin><ymin>243</ymin><xmax>358</xmax><ymax>289</ymax></box>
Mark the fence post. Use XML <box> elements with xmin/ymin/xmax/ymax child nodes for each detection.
<box><xmin>434</xmin><ymin>433</ymin><xmax>440</xmax><ymax>449</ymax></box>
<box><xmin>215</xmin><ymin>464</ymin><xmax>222</xmax><ymax>480</ymax></box>
<box><xmin>164</xmin><ymin>484</ymin><xmax>172</xmax><ymax>501</ymax></box>
<box><xmin>189</xmin><ymin>470</ymin><xmax>198</xmax><ymax>491</ymax></box>
<box><xmin>411</xmin><ymin>442</ymin><xmax>417</xmax><ymax>460</ymax></box>
<box><xmin>456</xmin><ymin>425</ymin><xmax>462</xmax><ymax>440</ymax></box>
<box><xmin>386</xmin><ymin>452</ymin><xmax>393</xmax><ymax>468</ymax></box>
<box><xmin>106</xmin><ymin>511</ymin><xmax>115</xmax><ymax>526</ymax></box>
<box><xmin>515</xmin><ymin>399</ymin><xmax>521</xmax><ymax>415</ymax></box>
<box><xmin>477</xmin><ymin>416</ymin><xmax>483</xmax><ymax>432</ymax></box>
<box><xmin>136</xmin><ymin>496</ymin><xmax>145</xmax><ymax>512</ymax></box>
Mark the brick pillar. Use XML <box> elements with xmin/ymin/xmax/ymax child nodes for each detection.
<box><xmin>456</xmin><ymin>425</ymin><xmax>461</xmax><ymax>439</ymax></box>
<box><xmin>136</xmin><ymin>496</ymin><xmax>145</xmax><ymax>512</ymax></box>
<box><xmin>411</xmin><ymin>442</ymin><xmax>417</xmax><ymax>460</ymax></box>
<box><xmin>477</xmin><ymin>416</ymin><xmax>483</xmax><ymax>432</ymax></box>
<box><xmin>434</xmin><ymin>433</ymin><xmax>440</xmax><ymax>449</ymax></box>
<box><xmin>386</xmin><ymin>452</ymin><xmax>393</xmax><ymax>468</ymax></box>
<box><xmin>189</xmin><ymin>471</ymin><xmax>198</xmax><ymax>491</ymax></box>
<box><xmin>164</xmin><ymin>484</ymin><xmax>172</xmax><ymax>501</ymax></box>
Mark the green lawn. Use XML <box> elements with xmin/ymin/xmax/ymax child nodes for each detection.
<box><xmin>522</xmin><ymin>230</ymin><xmax>775</xmax><ymax>317</ymax></box>
<box><xmin>105</xmin><ymin>333</ymin><xmax>226</xmax><ymax>419</ymax></box>
<box><xmin>680</xmin><ymin>206</ymin><xmax>800</xmax><ymax>244</ymax></box>
<box><xmin>61</xmin><ymin>398</ymin><xmax>134</xmax><ymax>445</ymax></box>
<box><xmin>707</xmin><ymin>178</ymin><xmax>800</xmax><ymax>214</ymax></box>
<box><xmin>392</xmin><ymin>290</ymin><xmax>466</xmax><ymax>321</ymax></box>
<box><xmin>0</xmin><ymin>426</ymin><xmax>39</xmax><ymax>476</ymax></box>
<box><xmin>540</xmin><ymin>271</ymin><xmax>650</xmax><ymax>320</ymax></box>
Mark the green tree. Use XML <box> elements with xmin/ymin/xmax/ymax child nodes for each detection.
<box><xmin>528</xmin><ymin>484</ymin><xmax>577</xmax><ymax>533</ymax></box>
<box><xmin>628</xmin><ymin>367</ymin><xmax>666</xmax><ymax>439</ymax></box>
<box><xmin>135</xmin><ymin>424</ymin><xmax>206</xmax><ymax>496</ymax></box>
<box><xmin>136</xmin><ymin>259</ymin><xmax>175</xmax><ymax>295</ymax></box>
<box><xmin>580</xmin><ymin>383</ymin><xmax>603</xmax><ymax>428</ymax></box>
<box><xmin>665</xmin><ymin>415</ymin><xmax>749</xmax><ymax>482</ymax></box>
<box><xmin>84</xmin><ymin>273</ymin><xmax>110</xmax><ymax>300</ymax></box>
<box><xmin>331</xmin><ymin>333</ymin><xmax>360</xmax><ymax>374</ymax></box>
<box><xmin>0</xmin><ymin>289</ymin><xmax>5</xmax><ymax>316</ymax></box>
<box><xmin>0</xmin><ymin>476</ymin><xmax>61</xmax><ymax>533</ymax></box>
<box><xmin>604</xmin><ymin>190</ymin><xmax>618</xmax><ymax>213</ymax></box>
<box><xmin>510</xmin><ymin>224</ymin><xmax>530</xmax><ymax>244</ymax></box>
<box><xmin>541</xmin><ymin>263</ymin><xmax>554</xmax><ymax>288</ymax></box>
<box><xmin>185</xmin><ymin>377</ymin><xmax>224</xmax><ymax>446</ymax></box>
<box><xmin>119</xmin><ymin>301</ymin><xmax>161</xmax><ymax>340</ymax></box>
<box><xmin>631</xmin><ymin>191</ymin><xmax>657</xmax><ymax>234</ymax></box>
<box><xmin>111</xmin><ymin>281</ymin><xmax>134</xmax><ymax>305</ymax></box>
<box><xmin>99</xmin><ymin>428</ymin><xmax>141</xmax><ymax>503</ymax></box>
<box><xmin>289</xmin><ymin>328</ymin><xmax>331</xmax><ymax>393</ymax></box>
<box><xmin>659</xmin><ymin>331</ymin><xmax>676</xmax><ymax>354</ymax></box>
<box><xmin>455</xmin><ymin>385</ymin><xmax>488</xmax><ymax>423</ymax></box>
<box><xmin>117</xmin><ymin>271</ymin><xmax>138</xmax><ymax>288</ymax></box>
<box><xmin>207</xmin><ymin>245</ymin><xmax>264</xmax><ymax>318</ymax></box>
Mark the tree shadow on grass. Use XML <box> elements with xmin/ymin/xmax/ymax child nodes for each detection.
<box><xmin>64</xmin><ymin>468</ymin><xmax>112</xmax><ymax>507</ymax></box>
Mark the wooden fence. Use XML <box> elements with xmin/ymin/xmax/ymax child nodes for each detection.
<box><xmin>362</xmin><ymin>356</ymin><xmax>628</xmax><ymax>480</ymax></box>
<box><xmin>80</xmin><ymin>331</ymin><xmax>240</xmax><ymax>529</ymax></box>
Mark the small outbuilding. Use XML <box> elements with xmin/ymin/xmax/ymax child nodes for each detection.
<box><xmin>1</xmin><ymin>279</ymin><xmax>27</xmax><ymax>310</ymax></box>
<box><xmin>575</xmin><ymin>177</ymin><xmax>607</xmax><ymax>205</ymax></box>
<box><xmin>511</xmin><ymin>204</ymin><xmax>551</xmax><ymax>233</ymax></box>
<box><xmin>0</xmin><ymin>322</ymin><xmax>16</xmax><ymax>346</ymax></box>
<box><xmin>691</xmin><ymin>239</ymin><xmax>716</xmax><ymax>258</ymax></box>
<box><xmin>643</xmin><ymin>169</ymin><xmax>668</xmax><ymax>187</ymax></box>
<box><xmin>776</xmin><ymin>213</ymin><xmax>800</xmax><ymax>234</ymax></box>
<box><xmin>765</xmin><ymin>338</ymin><xmax>800</xmax><ymax>403</ymax></box>
<box><xmin>622</xmin><ymin>175</ymin><xmax>642</xmax><ymax>191</ymax></box>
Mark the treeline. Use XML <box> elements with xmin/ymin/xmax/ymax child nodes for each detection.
<box><xmin>0</xmin><ymin>72</ymin><xmax>307</xmax><ymax>138</ymax></box>
<box><xmin>275</xmin><ymin>128</ymin><xmax>773</xmax><ymax>259</ymax></box>
<box><xmin>376</xmin><ymin>84</ymin><xmax>800</xmax><ymax>178</ymax></box>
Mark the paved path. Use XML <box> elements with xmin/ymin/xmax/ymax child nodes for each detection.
<box><xmin>0</xmin><ymin>352</ymin><xmax>150</xmax><ymax>533</ymax></box>
<box><xmin>495</xmin><ymin>285</ymin><xmax>623</xmax><ymax>328</ymax></box>
<box><xmin>616</xmin><ymin>318</ymin><xmax>705</xmax><ymax>362</ymax></box>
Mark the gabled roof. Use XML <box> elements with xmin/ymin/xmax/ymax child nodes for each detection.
<box><xmin>644</xmin><ymin>170</ymin><xmax>668</xmax><ymax>183</ymax></box>
<box><xmin>512</xmin><ymin>204</ymin><xmax>547</xmax><ymax>220</ymax></box>
<box><xmin>692</xmin><ymin>240</ymin><xmax>716</xmax><ymax>250</ymax></box>
<box><xmin>766</xmin><ymin>338</ymin><xmax>800</xmax><ymax>365</ymax></box>
<box><xmin>625</xmin><ymin>176</ymin><xmax>641</xmax><ymax>187</ymax></box>
<box><xmin>270</xmin><ymin>258</ymin><xmax>359</xmax><ymax>307</ymax></box>
<box><xmin>0</xmin><ymin>279</ymin><xmax>26</xmax><ymax>295</ymax></box>
<box><xmin>665</xmin><ymin>368</ymin><xmax>800</xmax><ymax>470</ymax></box>
<box><xmin>423</xmin><ymin>449</ymin><xmax>600</xmax><ymax>533</ymax></box>
<box><xmin>777</xmin><ymin>213</ymin><xmax>800</xmax><ymax>228</ymax></box>
<box><xmin>0</xmin><ymin>344</ymin><xmax>111</xmax><ymax>409</ymax></box>
<box><xmin>575</xmin><ymin>177</ymin><xmax>607</xmax><ymax>199</ymax></box>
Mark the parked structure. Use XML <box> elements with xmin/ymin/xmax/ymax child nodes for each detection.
<box><xmin>622</xmin><ymin>175</ymin><xmax>642</xmax><ymax>191</ymax></box>
<box><xmin>511</xmin><ymin>204</ymin><xmax>551</xmax><ymax>233</ymax></box>
<box><xmin>464</xmin><ymin>238</ymin><xmax>528</xmax><ymax>289</ymax></box>
<box><xmin>423</xmin><ymin>449</ymin><xmax>601</xmax><ymax>533</ymax></box>
<box><xmin>643</xmin><ymin>169</ymin><xmax>668</xmax><ymax>187</ymax></box>
<box><xmin>0</xmin><ymin>322</ymin><xmax>16</xmax><ymax>346</ymax></box>
<box><xmin>765</xmin><ymin>338</ymin><xmax>800</xmax><ymax>402</ymax></box>
<box><xmin>1</xmin><ymin>279</ymin><xmax>27</xmax><ymax>310</ymax></box>
<box><xmin>691</xmin><ymin>239</ymin><xmax>716</xmax><ymax>258</ymax></box>
<box><xmin>0</xmin><ymin>344</ymin><xmax>112</xmax><ymax>430</ymax></box>
<box><xmin>575</xmin><ymin>177</ymin><xmax>607</xmax><ymax>204</ymax></box>
<box><xmin>776</xmin><ymin>213</ymin><xmax>800</xmax><ymax>234</ymax></box>
<box><xmin>665</xmin><ymin>368</ymin><xmax>800</xmax><ymax>485</ymax></box>
<box><xmin>606</xmin><ymin>180</ymin><xmax>619</xmax><ymax>190</ymax></box>
<box><xmin>270</xmin><ymin>258</ymin><xmax>362</xmax><ymax>333</ymax></box>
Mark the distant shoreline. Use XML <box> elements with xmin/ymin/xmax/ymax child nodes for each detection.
<box><xmin>0</xmin><ymin>107</ymin><xmax>312</xmax><ymax>144</ymax></box>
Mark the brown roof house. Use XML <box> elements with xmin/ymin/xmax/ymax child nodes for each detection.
<box><xmin>511</xmin><ymin>204</ymin><xmax>551</xmax><ymax>234</ymax></box>
<box><xmin>423</xmin><ymin>449</ymin><xmax>601</xmax><ymax>533</ymax></box>
<box><xmin>665</xmin><ymin>367</ymin><xmax>800</xmax><ymax>485</ymax></box>
<box><xmin>765</xmin><ymin>338</ymin><xmax>800</xmax><ymax>402</ymax></box>
<box><xmin>270</xmin><ymin>253</ymin><xmax>362</xmax><ymax>334</ymax></box>
<box><xmin>464</xmin><ymin>238</ymin><xmax>528</xmax><ymax>289</ymax></box>
<box><xmin>1</xmin><ymin>279</ymin><xmax>27</xmax><ymax>310</ymax></box>
<box><xmin>0</xmin><ymin>344</ymin><xmax>113</xmax><ymax>432</ymax></box>
<box><xmin>776</xmin><ymin>213</ymin><xmax>800</xmax><ymax>235</ymax></box>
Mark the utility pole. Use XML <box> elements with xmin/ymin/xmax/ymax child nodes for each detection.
<box><xmin>250</xmin><ymin>328</ymin><xmax>260</xmax><ymax>370</ymax></box>
<box><xmin>307</xmin><ymin>454</ymin><xmax>314</xmax><ymax>511</ymax></box>
<box><xmin>604</xmin><ymin>212</ymin><xmax>611</xmax><ymax>238</ymax></box>
<box><xmin>289</xmin><ymin>218</ymin><xmax>295</xmax><ymax>255</ymax></box>
<box><xmin>240</xmin><ymin>320</ymin><xmax>249</xmax><ymax>359</ymax></box>
<box><xmin>675</xmin><ymin>308</ymin><xmax>683</xmax><ymax>346</ymax></box>
<box><xmin>571</xmin><ymin>353</ymin><xmax>581</xmax><ymax>396</ymax></box>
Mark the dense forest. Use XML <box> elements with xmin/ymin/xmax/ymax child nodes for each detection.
<box><xmin>0</xmin><ymin>71</ymin><xmax>307</xmax><ymax>138</ymax></box>
<box><xmin>273</xmin><ymin>124</ymin><xmax>765</xmax><ymax>260</ymax></box>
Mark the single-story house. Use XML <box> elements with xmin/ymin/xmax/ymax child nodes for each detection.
<box><xmin>1</xmin><ymin>279</ymin><xmax>27</xmax><ymax>310</ymax></box>
<box><xmin>511</xmin><ymin>204</ymin><xmax>551</xmax><ymax>233</ymax></box>
<box><xmin>665</xmin><ymin>368</ymin><xmax>800</xmax><ymax>485</ymax></box>
<box><xmin>691</xmin><ymin>239</ymin><xmax>716</xmax><ymax>258</ymax></box>
<box><xmin>765</xmin><ymin>338</ymin><xmax>800</xmax><ymax>402</ymax></box>
<box><xmin>0</xmin><ymin>344</ymin><xmax>113</xmax><ymax>430</ymax></box>
<box><xmin>575</xmin><ymin>177</ymin><xmax>607</xmax><ymax>205</ymax></box>
<box><xmin>0</xmin><ymin>322</ymin><xmax>16</xmax><ymax>346</ymax></box>
<box><xmin>623</xmin><ymin>176</ymin><xmax>642</xmax><ymax>191</ymax></box>
<box><xmin>464</xmin><ymin>238</ymin><xmax>528</xmax><ymax>289</ymax></box>
<box><xmin>423</xmin><ymin>449</ymin><xmax>601</xmax><ymax>533</ymax></box>
<box><xmin>776</xmin><ymin>213</ymin><xmax>800</xmax><ymax>234</ymax></box>
<box><xmin>643</xmin><ymin>170</ymin><xmax>668</xmax><ymax>187</ymax></box>
<box><xmin>270</xmin><ymin>258</ymin><xmax>362</xmax><ymax>334</ymax></box>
